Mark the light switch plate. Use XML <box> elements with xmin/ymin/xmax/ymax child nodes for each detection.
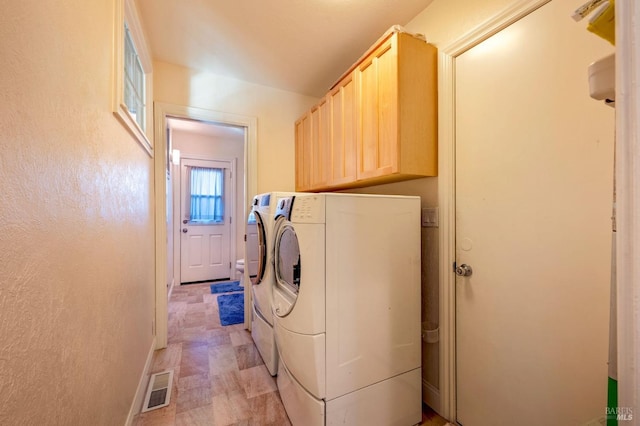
<box><xmin>421</xmin><ymin>207</ymin><xmax>439</xmax><ymax>228</ymax></box>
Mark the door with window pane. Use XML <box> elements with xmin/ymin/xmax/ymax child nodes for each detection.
<box><xmin>180</xmin><ymin>158</ymin><xmax>232</xmax><ymax>283</ymax></box>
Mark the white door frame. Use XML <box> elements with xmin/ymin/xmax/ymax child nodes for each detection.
<box><xmin>153</xmin><ymin>102</ymin><xmax>257</xmax><ymax>349</ymax></box>
<box><xmin>436</xmin><ymin>0</ymin><xmax>552</xmax><ymax>420</ymax></box>
<box><xmin>615</xmin><ymin>0</ymin><xmax>640</xmax><ymax>415</ymax></box>
<box><xmin>177</xmin><ymin>156</ymin><xmax>236</xmax><ymax>285</ymax></box>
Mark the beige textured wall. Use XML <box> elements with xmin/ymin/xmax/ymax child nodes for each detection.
<box><xmin>0</xmin><ymin>1</ymin><xmax>155</xmax><ymax>424</ymax></box>
<box><xmin>153</xmin><ymin>61</ymin><xmax>319</xmax><ymax>195</ymax></box>
<box><xmin>406</xmin><ymin>0</ymin><xmax>515</xmax><ymax>47</ymax></box>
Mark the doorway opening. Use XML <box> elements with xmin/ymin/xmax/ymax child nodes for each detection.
<box><xmin>167</xmin><ymin>118</ymin><xmax>243</xmax><ymax>287</ymax></box>
<box><xmin>153</xmin><ymin>103</ymin><xmax>258</xmax><ymax>349</ymax></box>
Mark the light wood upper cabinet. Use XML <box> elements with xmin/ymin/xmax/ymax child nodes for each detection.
<box><xmin>295</xmin><ymin>30</ymin><xmax>437</xmax><ymax>191</ymax></box>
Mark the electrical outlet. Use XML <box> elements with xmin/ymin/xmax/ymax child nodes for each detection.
<box><xmin>421</xmin><ymin>207</ymin><xmax>439</xmax><ymax>228</ymax></box>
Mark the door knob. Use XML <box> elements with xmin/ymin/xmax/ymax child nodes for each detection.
<box><xmin>182</xmin><ymin>228</ymin><xmax>188</xmax><ymax>233</ymax></box>
<box><xmin>455</xmin><ymin>264</ymin><xmax>473</xmax><ymax>277</ymax></box>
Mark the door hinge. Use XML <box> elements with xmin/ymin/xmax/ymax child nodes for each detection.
<box><xmin>230</xmin><ymin>216</ymin><xmax>232</xmax><ymax>224</ymax></box>
<box><xmin>229</xmin><ymin>262</ymin><xmax>232</xmax><ymax>269</ymax></box>
<box><xmin>244</xmin><ymin>234</ymin><xmax>247</xmax><ymax>242</ymax></box>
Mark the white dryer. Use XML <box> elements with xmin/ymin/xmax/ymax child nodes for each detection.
<box><xmin>272</xmin><ymin>193</ymin><xmax>422</xmax><ymax>426</ymax></box>
<box><xmin>245</xmin><ymin>192</ymin><xmax>296</xmax><ymax>376</ymax></box>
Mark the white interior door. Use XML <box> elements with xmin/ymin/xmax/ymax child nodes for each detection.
<box><xmin>455</xmin><ymin>1</ymin><xmax>614</xmax><ymax>424</ymax></box>
<box><xmin>180</xmin><ymin>158</ymin><xmax>232</xmax><ymax>283</ymax></box>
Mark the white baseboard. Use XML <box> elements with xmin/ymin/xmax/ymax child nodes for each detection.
<box><xmin>423</xmin><ymin>378</ymin><xmax>441</xmax><ymax>414</ymax></box>
<box><xmin>125</xmin><ymin>336</ymin><xmax>157</xmax><ymax>426</ymax></box>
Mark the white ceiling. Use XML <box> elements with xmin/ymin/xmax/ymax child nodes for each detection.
<box><xmin>167</xmin><ymin>117</ymin><xmax>245</xmax><ymax>141</ymax></box>
<box><xmin>136</xmin><ymin>0</ymin><xmax>434</xmax><ymax>97</ymax></box>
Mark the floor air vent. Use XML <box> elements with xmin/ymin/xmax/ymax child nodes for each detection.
<box><xmin>141</xmin><ymin>370</ymin><xmax>174</xmax><ymax>412</ymax></box>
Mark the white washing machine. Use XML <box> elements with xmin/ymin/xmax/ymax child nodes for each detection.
<box><xmin>245</xmin><ymin>192</ymin><xmax>296</xmax><ymax>376</ymax></box>
<box><xmin>272</xmin><ymin>193</ymin><xmax>422</xmax><ymax>426</ymax></box>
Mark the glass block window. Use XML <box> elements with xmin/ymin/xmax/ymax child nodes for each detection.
<box><xmin>124</xmin><ymin>23</ymin><xmax>146</xmax><ymax>132</ymax></box>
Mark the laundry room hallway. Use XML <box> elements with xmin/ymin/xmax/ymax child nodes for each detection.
<box><xmin>133</xmin><ymin>282</ymin><xmax>290</xmax><ymax>425</ymax></box>
<box><xmin>133</xmin><ymin>281</ymin><xmax>448</xmax><ymax>425</ymax></box>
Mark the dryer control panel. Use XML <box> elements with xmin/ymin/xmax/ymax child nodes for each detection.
<box><xmin>290</xmin><ymin>194</ymin><xmax>325</xmax><ymax>223</ymax></box>
<box><xmin>274</xmin><ymin>196</ymin><xmax>294</xmax><ymax>220</ymax></box>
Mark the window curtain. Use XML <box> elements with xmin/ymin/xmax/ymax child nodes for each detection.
<box><xmin>189</xmin><ymin>167</ymin><xmax>224</xmax><ymax>222</ymax></box>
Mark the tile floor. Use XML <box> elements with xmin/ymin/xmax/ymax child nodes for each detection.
<box><xmin>133</xmin><ymin>281</ymin><xmax>449</xmax><ymax>426</ymax></box>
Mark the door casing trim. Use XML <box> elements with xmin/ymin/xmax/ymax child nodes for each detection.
<box><xmin>615</xmin><ymin>0</ymin><xmax>640</xmax><ymax>414</ymax></box>
<box><xmin>153</xmin><ymin>102</ymin><xmax>257</xmax><ymax>349</ymax></box>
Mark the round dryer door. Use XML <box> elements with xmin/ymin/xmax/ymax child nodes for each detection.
<box><xmin>274</xmin><ymin>221</ymin><xmax>301</xmax><ymax>310</ymax></box>
<box><xmin>246</xmin><ymin>210</ymin><xmax>267</xmax><ymax>285</ymax></box>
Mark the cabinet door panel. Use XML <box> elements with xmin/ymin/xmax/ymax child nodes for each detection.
<box><xmin>319</xmin><ymin>98</ymin><xmax>331</xmax><ymax>187</ymax></box>
<box><xmin>377</xmin><ymin>44</ymin><xmax>398</xmax><ymax>175</ymax></box>
<box><xmin>341</xmin><ymin>77</ymin><xmax>357</xmax><ymax>182</ymax></box>
<box><xmin>357</xmin><ymin>41</ymin><xmax>397</xmax><ymax>180</ymax></box>
<box><xmin>295</xmin><ymin>118</ymin><xmax>305</xmax><ymax>191</ymax></box>
<box><xmin>308</xmin><ymin>100</ymin><xmax>331</xmax><ymax>190</ymax></box>
<box><xmin>330</xmin><ymin>73</ymin><xmax>357</xmax><ymax>186</ymax></box>
<box><xmin>358</xmin><ymin>57</ymin><xmax>379</xmax><ymax>176</ymax></box>
<box><xmin>302</xmin><ymin>114</ymin><xmax>312</xmax><ymax>190</ymax></box>
<box><xmin>310</xmin><ymin>106</ymin><xmax>321</xmax><ymax>188</ymax></box>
